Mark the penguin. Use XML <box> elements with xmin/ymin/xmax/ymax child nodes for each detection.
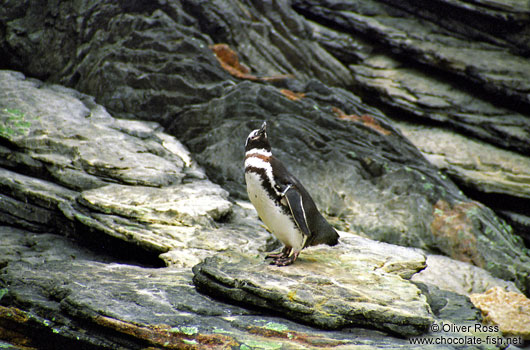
<box><xmin>244</xmin><ymin>121</ymin><xmax>339</xmax><ymax>266</ymax></box>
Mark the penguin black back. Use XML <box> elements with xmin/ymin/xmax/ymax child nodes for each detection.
<box><xmin>268</xmin><ymin>156</ymin><xmax>339</xmax><ymax>248</ymax></box>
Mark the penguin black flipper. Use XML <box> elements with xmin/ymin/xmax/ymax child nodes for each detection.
<box><xmin>270</xmin><ymin>156</ymin><xmax>339</xmax><ymax>246</ymax></box>
<box><xmin>283</xmin><ymin>186</ymin><xmax>312</xmax><ymax>239</ymax></box>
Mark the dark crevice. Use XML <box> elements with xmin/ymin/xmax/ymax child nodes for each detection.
<box><xmin>0</xmin><ymin>160</ymin><xmax>165</xmax><ymax>267</ymax></box>
<box><xmin>0</xmin><ymin>309</ymin><xmax>154</xmax><ymax>350</ymax></box>
<box><xmin>67</xmin><ymin>220</ymin><xmax>166</xmax><ymax>268</ymax></box>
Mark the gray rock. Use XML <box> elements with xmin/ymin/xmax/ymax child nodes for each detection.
<box><xmin>170</xmin><ymin>79</ymin><xmax>530</xmax><ymax>294</ymax></box>
<box><xmin>1</xmin><ymin>0</ymin><xmax>529</xmax><ymax>347</ymax></box>
<box><xmin>293</xmin><ymin>0</ymin><xmax>530</xmax><ymax>113</ymax></box>
<box><xmin>398</xmin><ymin>123</ymin><xmax>530</xmax><ymax>201</ymax></box>
<box><xmin>0</xmin><ymin>70</ymin><xmax>236</xmax><ymax>256</ymax></box>
<box><xmin>0</xmin><ymin>0</ymin><xmax>352</xmax><ymax>121</ymax></box>
<box><xmin>1</xmin><ymin>0</ymin><xmax>528</xmax><ymax>295</ymax></box>
<box><xmin>193</xmin><ymin>232</ymin><xmax>434</xmax><ymax>336</ymax></box>
<box><xmin>380</xmin><ymin>0</ymin><xmax>530</xmax><ymax>56</ymax></box>
<box><xmin>398</xmin><ymin>122</ymin><xmax>530</xmax><ymax>247</ymax></box>
<box><xmin>0</xmin><ymin>71</ymin><xmax>508</xmax><ymax>350</ymax></box>
<box><xmin>412</xmin><ymin>254</ymin><xmax>522</xmax><ymax>296</ymax></box>
<box><xmin>0</xmin><ymin>71</ymin><xmax>187</xmax><ymax>189</ymax></box>
<box><xmin>2</xmin><ymin>226</ymin><xmax>488</xmax><ymax>349</ymax></box>
<box><xmin>0</xmin><ymin>226</ymin><xmax>249</xmax><ymax>348</ymax></box>
<box><xmin>412</xmin><ymin>282</ymin><xmax>484</xmax><ymax>333</ymax></box>
<box><xmin>347</xmin><ymin>54</ymin><xmax>530</xmax><ymax>155</ymax></box>
<box><xmin>79</xmin><ymin>181</ymin><xmax>232</xmax><ymax>227</ymax></box>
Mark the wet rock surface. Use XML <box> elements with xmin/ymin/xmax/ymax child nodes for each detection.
<box><xmin>0</xmin><ymin>70</ymin><xmax>513</xmax><ymax>349</ymax></box>
<box><xmin>168</xmin><ymin>79</ymin><xmax>530</xmax><ymax>295</ymax></box>
<box><xmin>1</xmin><ymin>225</ymin><xmax>494</xmax><ymax>350</ymax></box>
<box><xmin>292</xmin><ymin>0</ymin><xmax>530</xmax><ymax>249</ymax></box>
<box><xmin>1</xmin><ymin>0</ymin><xmax>529</xmax><ymax>348</ymax></box>
<box><xmin>294</xmin><ymin>0</ymin><xmax>530</xmax><ymax>116</ymax></box>
<box><xmin>0</xmin><ymin>70</ymin><xmax>256</xmax><ymax>263</ymax></box>
<box><xmin>193</xmin><ymin>233</ymin><xmax>433</xmax><ymax>337</ymax></box>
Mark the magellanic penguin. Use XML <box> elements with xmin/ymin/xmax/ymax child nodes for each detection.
<box><xmin>244</xmin><ymin>121</ymin><xmax>339</xmax><ymax>266</ymax></box>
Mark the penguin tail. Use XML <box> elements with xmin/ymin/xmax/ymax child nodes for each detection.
<box><xmin>307</xmin><ymin>216</ymin><xmax>340</xmax><ymax>247</ymax></box>
<box><xmin>325</xmin><ymin>228</ymin><xmax>339</xmax><ymax>246</ymax></box>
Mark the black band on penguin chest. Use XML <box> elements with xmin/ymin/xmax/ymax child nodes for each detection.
<box><xmin>246</xmin><ymin>166</ymin><xmax>292</xmax><ymax>217</ymax></box>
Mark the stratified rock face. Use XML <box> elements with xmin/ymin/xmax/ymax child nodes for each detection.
<box><xmin>290</xmin><ymin>0</ymin><xmax>530</xmax><ymax>251</ymax></box>
<box><xmin>193</xmin><ymin>233</ymin><xmax>433</xmax><ymax>337</ymax></box>
<box><xmin>0</xmin><ymin>0</ymin><xmax>529</xmax><ymax>293</ymax></box>
<box><xmin>399</xmin><ymin>122</ymin><xmax>530</xmax><ymax>247</ymax></box>
<box><xmin>293</xmin><ymin>0</ymin><xmax>530</xmax><ymax>119</ymax></box>
<box><xmin>1</xmin><ymin>0</ymin><xmax>530</xmax><ymax>347</ymax></box>
<box><xmin>399</xmin><ymin>123</ymin><xmax>530</xmax><ymax>201</ymax></box>
<box><xmin>0</xmin><ymin>226</ymin><xmax>493</xmax><ymax>349</ymax></box>
<box><xmin>80</xmin><ymin>182</ymin><xmax>232</xmax><ymax>227</ymax></box>
<box><xmin>0</xmin><ymin>70</ymin><xmax>266</xmax><ymax>266</ymax></box>
<box><xmin>0</xmin><ymin>65</ymin><xmax>500</xmax><ymax>346</ymax></box>
<box><xmin>169</xmin><ymin>80</ymin><xmax>530</xmax><ymax>293</ymax></box>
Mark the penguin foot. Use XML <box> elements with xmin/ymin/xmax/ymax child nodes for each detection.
<box><xmin>265</xmin><ymin>247</ymin><xmax>292</xmax><ymax>259</ymax></box>
<box><xmin>270</xmin><ymin>251</ymin><xmax>300</xmax><ymax>266</ymax></box>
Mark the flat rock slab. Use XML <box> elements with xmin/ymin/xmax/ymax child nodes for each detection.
<box><xmin>412</xmin><ymin>254</ymin><xmax>521</xmax><ymax>297</ymax></box>
<box><xmin>80</xmin><ymin>181</ymin><xmax>232</xmax><ymax>227</ymax></box>
<box><xmin>193</xmin><ymin>234</ymin><xmax>434</xmax><ymax>337</ymax></box>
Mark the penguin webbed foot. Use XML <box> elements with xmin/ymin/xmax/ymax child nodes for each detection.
<box><xmin>265</xmin><ymin>246</ymin><xmax>291</xmax><ymax>259</ymax></box>
<box><xmin>270</xmin><ymin>251</ymin><xmax>300</xmax><ymax>266</ymax></box>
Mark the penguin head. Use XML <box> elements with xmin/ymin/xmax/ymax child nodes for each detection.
<box><xmin>245</xmin><ymin>121</ymin><xmax>270</xmax><ymax>152</ymax></box>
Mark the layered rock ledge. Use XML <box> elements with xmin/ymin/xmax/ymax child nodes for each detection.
<box><xmin>0</xmin><ymin>69</ymin><xmax>521</xmax><ymax>349</ymax></box>
<box><xmin>1</xmin><ymin>0</ymin><xmax>530</xmax><ymax>348</ymax></box>
<box><xmin>193</xmin><ymin>234</ymin><xmax>433</xmax><ymax>337</ymax></box>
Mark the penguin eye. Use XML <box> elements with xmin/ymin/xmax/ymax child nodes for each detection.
<box><xmin>245</xmin><ymin>130</ymin><xmax>258</xmax><ymax>147</ymax></box>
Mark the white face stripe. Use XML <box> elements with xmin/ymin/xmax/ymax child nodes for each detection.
<box><xmin>245</xmin><ymin>129</ymin><xmax>260</xmax><ymax>147</ymax></box>
<box><xmin>245</xmin><ymin>148</ymin><xmax>272</xmax><ymax>157</ymax></box>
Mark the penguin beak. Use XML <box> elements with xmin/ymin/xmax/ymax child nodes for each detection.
<box><xmin>259</xmin><ymin>121</ymin><xmax>267</xmax><ymax>135</ymax></box>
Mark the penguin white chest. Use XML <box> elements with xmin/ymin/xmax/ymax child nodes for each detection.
<box><xmin>245</xmin><ymin>171</ymin><xmax>305</xmax><ymax>250</ymax></box>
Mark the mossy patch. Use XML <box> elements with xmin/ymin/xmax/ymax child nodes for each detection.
<box><xmin>263</xmin><ymin>322</ymin><xmax>289</xmax><ymax>332</ymax></box>
<box><xmin>180</xmin><ymin>326</ymin><xmax>199</xmax><ymax>335</ymax></box>
<box><xmin>0</xmin><ymin>108</ymin><xmax>34</xmax><ymax>138</ymax></box>
<box><xmin>169</xmin><ymin>325</ymin><xmax>198</xmax><ymax>335</ymax></box>
<box><xmin>212</xmin><ymin>327</ymin><xmax>235</xmax><ymax>335</ymax></box>
<box><xmin>423</xmin><ymin>182</ymin><xmax>434</xmax><ymax>191</ymax></box>
<box><xmin>0</xmin><ymin>288</ymin><xmax>8</xmax><ymax>302</ymax></box>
